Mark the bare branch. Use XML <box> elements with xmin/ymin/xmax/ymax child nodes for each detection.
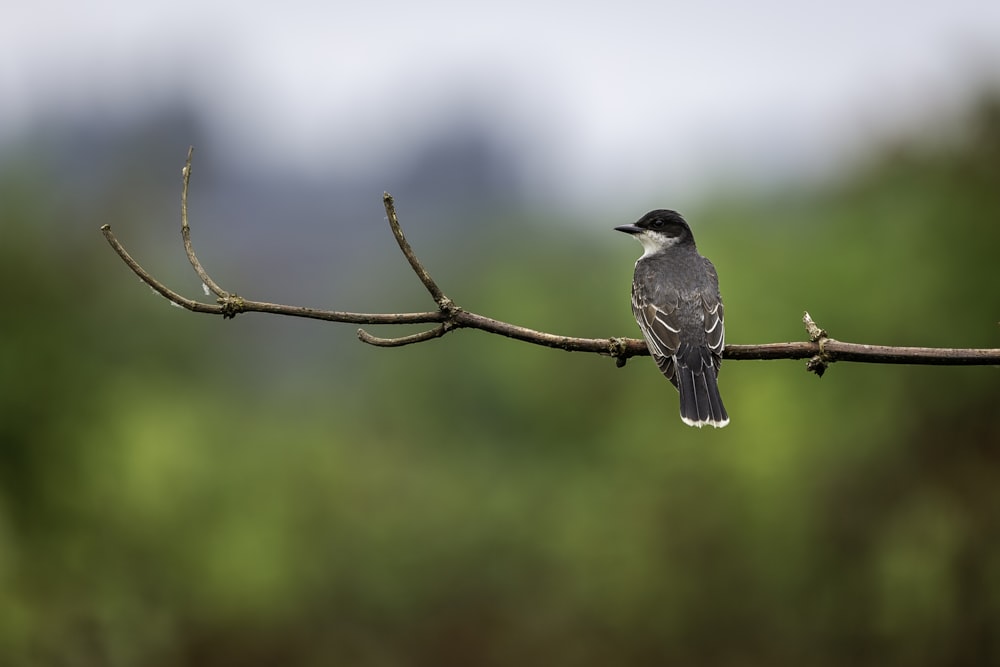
<box><xmin>382</xmin><ymin>193</ymin><xmax>455</xmax><ymax>312</ymax></box>
<box><xmin>101</xmin><ymin>149</ymin><xmax>1000</xmax><ymax>374</ymax></box>
<box><xmin>180</xmin><ymin>146</ymin><xmax>229</xmax><ymax>299</ymax></box>
<box><xmin>100</xmin><ymin>224</ymin><xmax>444</xmax><ymax>323</ymax></box>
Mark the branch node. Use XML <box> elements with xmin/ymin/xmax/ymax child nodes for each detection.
<box><xmin>609</xmin><ymin>337</ymin><xmax>631</xmax><ymax>367</ymax></box>
<box><xmin>803</xmin><ymin>312</ymin><xmax>832</xmax><ymax>377</ymax></box>
<box><xmin>219</xmin><ymin>294</ymin><xmax>246</xmax><ymax>320</ymax></box>
<box><xmin>806</xmin><ymin>353</ymin><xmax>828</xmax><ymax>377</ymax></box>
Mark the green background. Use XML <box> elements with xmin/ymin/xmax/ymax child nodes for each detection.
<box><xmin>1</xmin><ymin>96</ymin><xmax>998</xmax><ymax>666</ymax></box>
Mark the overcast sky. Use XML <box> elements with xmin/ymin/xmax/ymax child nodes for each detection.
<box><xmin>3</xmin><ymin>0</ymin><xmax>1000</xmax><ymax>207</ymax></box>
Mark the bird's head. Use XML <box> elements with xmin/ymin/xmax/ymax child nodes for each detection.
<box><xmin>615</xmin><ymin>209</ymin><xmax>694</xmax><ymax>257</ymax></box>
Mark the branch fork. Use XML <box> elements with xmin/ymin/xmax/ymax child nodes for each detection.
<box><xmin>355</xmin><ymin>192</ymin><xmax>461</xmax><ymax>347</ymax></box>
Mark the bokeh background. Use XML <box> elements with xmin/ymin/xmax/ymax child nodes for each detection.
<box><xmin>3</xmin><ymin>2</ymin><xmax>1000</xmax><ymax>665</ymax></box>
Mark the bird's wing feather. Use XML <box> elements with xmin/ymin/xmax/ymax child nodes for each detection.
<box><xmin>702</xmin><ymin>297</ymin><xmax>725</xmax><ymax>363</ymax></box>
<box><xmin>700</xmin><ymin>259</ymin><xmax>725</xmax><ymax>370</ymax></box>
<box><xmin>632</xmin><ymin>283</ymin><xmax>682</xmax><ymax>385</ymax></box>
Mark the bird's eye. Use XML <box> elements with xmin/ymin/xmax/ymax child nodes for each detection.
<box><xmin>649</xmin><ymin>219</ymin><xmax>664</xmax><ymax>229</ymax></box>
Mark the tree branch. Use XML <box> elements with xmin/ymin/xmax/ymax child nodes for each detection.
<box><xmin>100</xmin><ymin>148</ymin><xmax>1000</xmax><ymax>375</ymax></box>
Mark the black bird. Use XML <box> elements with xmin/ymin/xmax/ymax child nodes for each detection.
<box><xmin>616</xmin><ymin>210</ymin><xmax>729</xmax><ymax>428</ymax></box>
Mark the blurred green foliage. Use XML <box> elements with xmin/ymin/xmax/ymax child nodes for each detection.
<box><xmin>1</xmin><ymin>95</ymin><xmax>999</xmax><ymax>666</ymax></box>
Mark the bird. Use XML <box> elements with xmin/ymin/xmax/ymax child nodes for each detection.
<box><xmin>615</xmin><ymin>210</ymin><xmax>729</xmax><ymax>428</ymax></box>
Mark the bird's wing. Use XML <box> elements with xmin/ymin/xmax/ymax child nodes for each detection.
<box><xmin>632</xmin><ymin>283</ymin><xmax>682</xmax><ymax>385</ymax></box>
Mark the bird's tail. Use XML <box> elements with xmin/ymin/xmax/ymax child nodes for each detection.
<box><xmin>676</xmin><ymin>364</ymin><xmax>729</xmax><ymax>428</ymax></box>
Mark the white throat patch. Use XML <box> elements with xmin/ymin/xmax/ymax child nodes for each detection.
<box><xmin>635</xmin><ymin>230</ymin><xmax>683</xmax><ymax>259</ymax></box>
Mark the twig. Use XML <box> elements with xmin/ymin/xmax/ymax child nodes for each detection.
<box><xmin>100</xmin><ymin>224</ymin><xmax>221</xmax><ymax>315</ymax></box>
<box><xmin>180</xmin><ymin>147</ymin><xmax>229</xmax><ymax>300</ymax></box>
<box><xmin>358</xmin><ymin>325</ymin><xmax>449</xmax><ymax>347</ymax></box>
<box><xmin>100</xmin><ymin>149</ymin><xmax>1000</xmax><ymax>374</ymax></box>
<box><xmin>382</xmin><ymin>193</ymin><xmax>454</xmax><ymax>311</ymax></box>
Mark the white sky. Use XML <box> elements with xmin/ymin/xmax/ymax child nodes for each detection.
<box><xmin>3</xmin><ymin>0</ymin><xmax>1000</xmax><ymax>206</ymax></box>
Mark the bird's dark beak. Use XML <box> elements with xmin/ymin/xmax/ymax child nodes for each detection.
<box><xmin>614</xmin><ymin>224</ymin><xmax>641</xmax><ymax>234</ymax></box>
